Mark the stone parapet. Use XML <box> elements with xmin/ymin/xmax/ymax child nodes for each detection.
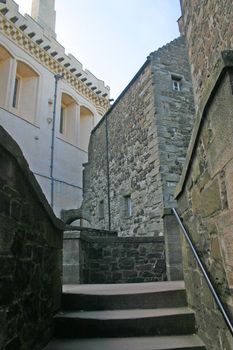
<box><xmin>175</xmin><ymin>56</ymin><xmax>233</xmax><ymax>349</ymax></box>
<box><xmin>63</xmin><ymin>230</ymin><xmax>166</xmax><ymax>284</ymax></box>
<box><xmin>175</xmin><ymin>51</ymin><xmax>233</xmax><ymax>199</ymax></box>
<box><xmin>0</xmin><ymin>126</ymin><xmax>64</xmax><ymax>350</ymax></box>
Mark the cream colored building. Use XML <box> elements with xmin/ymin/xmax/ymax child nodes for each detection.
<box><xmin>0</xmin><ymin>0</ymin><xmax>110</xmax><ymax>217</ymax></box>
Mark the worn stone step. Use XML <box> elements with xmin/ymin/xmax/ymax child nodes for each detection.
<box><xmin>54</xmin><ymin>307</ymin><xmax>196</xmax><ymax>338</ymax></box>
<box><xmin>44</xmin><ymin>335</ymin><xmax>206</xmax><ymax>350</ymax></box>
<box><xmin>62</xmin><ymin>281</ymin><xmax>187</xmax><ymax>311</ymax></box>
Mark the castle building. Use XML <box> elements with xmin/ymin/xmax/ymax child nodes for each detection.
<box><xmin>0</xmin><ymin>0</ymin><xmax>110</xmax><ymax>217</ymax></box>
<box><xmin>81</xmin><ymin>36</ymin><xmax>195</xmax><ymax>280</ymax></box>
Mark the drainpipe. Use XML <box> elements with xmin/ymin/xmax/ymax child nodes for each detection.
<box><xmin>105</xmin><ymin>114</ymin><xmax>111</xmax><ymax>231</ymax></box>
<box><xmin>50</xmin><ymin>73</ymin><xmax>63</xmax><ymax>209</ymax></box>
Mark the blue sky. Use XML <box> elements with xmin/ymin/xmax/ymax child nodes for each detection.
<box><xmin>16</xmin><ymin>0</ymin><xmax>181</xmax><ymax>99</ymax></box>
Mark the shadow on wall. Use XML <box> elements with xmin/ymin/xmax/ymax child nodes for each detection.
<box><xmin>0</xmin><ymin>126</ymin><xmax>64</xmax><ymax>350</ymax></box>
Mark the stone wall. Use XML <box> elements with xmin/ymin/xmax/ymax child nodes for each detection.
<box><xmin>83</xmin><ymin>59</ymin><xmax>163</xmax><ymax>236</ymax></box>
<box><xmin>82</xmin><ymin>37</ymin><xmax>194</xmax><ymax>239</ymax></box>
<box><xmin>177</xmin><ymin>1</ymin><xmax>233</xmax><ymax>347</ymax></box>
<box><xmin>175</xmin><ymin>54</ymin><xmax>233</xmax><ymax>349</ymax></box>
<box><xmin>63</xmin><ymin>227</ymin><xmax>117</xmax><ymax>284</ymax></box>
<box><xmin>82</xmin><ymin>36</ymin><xmax>194</xmax><ymax>280</ymax></box>
<box><xmin>0</xmin><ymin>126</ymin><xmax>64</xmax><ymax>350</ymax></box>
<box><xmin>180</xmin><ymin>0</ymin><xmax>233</xmax><ymax>107</ymax></box>
<box><xmin>151</xmin><ymin>37</ymin><xmax>195</xmax><ymax>210</ymax></box>
<box><xmin>63</xmin><ymin>229</ymin><xmax>165</xmax><ymax>284</ymax></box>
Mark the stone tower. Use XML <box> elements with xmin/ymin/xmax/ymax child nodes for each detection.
<box><xmin>31</xmin><ymin>0</ymin><xmax>56</xmax><ymax>36</ymax></box>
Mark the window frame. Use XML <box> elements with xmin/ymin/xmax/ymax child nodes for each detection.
<box><xmin>124</xmin><ymin>194</ymin><xmax>132</xmax><ymax>218</ymax></box>
<box><xmin>12</xmin><ymin>75</ymin><xmax>20</xmax><ymax>108</ymax></box>
<box><xmin>171</xmin><ymin>74</ymin><xmax>182</xmax><ymax>92</ymax></box>
<box><xmin>59</xmin><ymin>104</ymin><xmax>66</xmax><ymax>134</ymax></box>
<box><xmin>99</xmin><ymin>199</ymin><xmax>104</xmax><ymax>220</ymax></box>
<box><xmin>11</xmin><ymin>60</ymin><xmax>39</xmax><ymax>123</ymax></box>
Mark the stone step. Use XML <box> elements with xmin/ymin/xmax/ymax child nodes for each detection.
<box><xmin>44</xmin><ymin>335</ymin><xmax>206</xmax><ymax>350</ymax></box>
<box><xmin>62</xmin><ymin>281</ymin><xmax>187</xmax><ymax>311</ymax></box>
<box><xmin>54</xmin><ymin>307</ymin><xmax>196</xmax><ymax>338</ymax></box>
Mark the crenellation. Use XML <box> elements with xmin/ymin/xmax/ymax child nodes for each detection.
<box><xmin>0</xmin><ymin>13</ymin><xmax>110</xmax><ymax>112</ymax></box>
<box><xmin>0</xmin><ymin>2</ymin><xmax>110</xmax><ymax>103</ymax></box>
<box><xmin>0</xmin><ymin>0</ymin><xmax>111</xmax><ymax>216</ymax></box>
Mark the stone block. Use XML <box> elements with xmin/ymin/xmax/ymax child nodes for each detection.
<box><xmin>198</xmin><ymin>170</ymin><xmax>211</xmax><ymax>192</ymax></box>
<box><xmin>0</xmin><ymin>278</ymin><xmax>14</xmax><ymax>305</ymax></box>
<box><xmin>225</xmin><ymin>159</ymin><xmax>233</xmax><ymax>210</ymax></box>
<box><xmin>211</xmin><ymin>237</ymin><xmax>222</xmax><ymax>260</ymax></box>
<box><xmin>88</xmin><ymin>247</ymin><xmax>103</xmax><ymax>259</ymax></box>
<box><xmin>5</xmin><ymin>336</ymin><xmax>21</xmax><ymax>350</ymax></box>
<box><xmin>199</xmin><ymin>179</ymin><xmax>222</xmax><ymax>217</ymax></box>
<box><xmin>0</xmin><ymin>191</ymin><xmax>10</xmax><ymax>216</ymax></box>
<box><xmin>192</xmin><ymin>158</ymin><xmax>201</xmax><ymax>183</ymax></box>
<box><xmin>123</xmin><ymin>270</ymin><xmax>137</xmax><ymax>278</ymax></box>
<box><xmin>112</xmin><ymin>272</ymin><xmax>122</xmax><ymax>281</ymax></box>
<box><xmin>63</xmin><ymin>265</ymin><xmax>80</xmax><ymax>284</ymax></box>
<box><xmin>119</xmin><ymin>257</ymin><xmax>134</xmax><ymax>270</ymax></box>
<box><xmin>191</xmin><ymin>186</ymin><xmax>201</xmax><ymax>215</ymax></box>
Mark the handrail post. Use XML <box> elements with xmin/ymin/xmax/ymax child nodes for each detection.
<box><xmin>172</xmin><ymin>208</ymin><xmax>233</xmax><ymax>336</ymax></box>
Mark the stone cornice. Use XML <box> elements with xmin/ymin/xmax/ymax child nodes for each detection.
<box><xmin>0</xmin><ymin>12</ymin><xmax>110</xmax><ymax>115</ymax></box>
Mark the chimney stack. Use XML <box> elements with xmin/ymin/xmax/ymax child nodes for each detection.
<box><xmin>31</xmin><ymin>0</ymin><xmax>56</xmax><ymax>36</ymax></box>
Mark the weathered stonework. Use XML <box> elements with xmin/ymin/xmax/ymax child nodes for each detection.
<box><xmin>82</xmin><ymin>36</ymin><xmax>194</xmax><ymax>280</ymax></box>
<box><xmin>0</xmin><ymin>126</ymin><xmax>64</xmax><ymax>350</ymax></box>
<box><xmin>180</xmin><ymin>0</ymin><xmax>233</xmax><ymax>108</ymax></box>
<box><xmin>175</xmin><ymin>59</ymin><xmax>233</xmax><ymax>349</ymax></box>
<box><xmin>63</xmin><ymin>229</ymin><xmax>165</xmax><ymax>284</ymax></box>
<box><xmin>176</xmin><ymin>1</ymin><xmax>233</xmax><ymax>347</ymax></box>
<box><xmin>82</xmin><ymin>37</ymin><xmax>194</xmax><ymax>234</ymax></box>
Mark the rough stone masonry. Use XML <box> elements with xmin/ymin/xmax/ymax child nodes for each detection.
<box><xmin>175</xmin><ymin>0</ymin><xmax>233</xmax><ymax>348</ymax></box>
<box><xmin>0</xmin><ymin>126</ymin><xmax>64</xmax><ymax>350</ymax></box>
<box><xmin>81</xmin><ymin>36</ymin><xmax>195</xmax><ymax>280</ymax></box>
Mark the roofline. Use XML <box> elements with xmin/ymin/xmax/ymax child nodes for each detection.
<box><xmin>92</xmin><ymin>57</ymin><xmax>151</xmax><ymax>133</ymax></box>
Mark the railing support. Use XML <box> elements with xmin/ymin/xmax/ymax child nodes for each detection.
<box><xmin>172</xmin><ymin>208</ymin><xmax>233</xmax><ymax>336</ymax></box>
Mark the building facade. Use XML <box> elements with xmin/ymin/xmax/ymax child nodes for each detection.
<box><xmin>0</xmin><ymin>0</ymin><xmax>110</xmax><ymax>217</ymax></box>
<box><xmin>81</xmin><ymin>36</ymin><xmax>195</xmax><ymax>279</ymax></box>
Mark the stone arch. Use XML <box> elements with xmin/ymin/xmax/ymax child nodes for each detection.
<box><xmin>60</xmin><ymin>207</ymin><xmax>90</xmax><ymax>226</ymax></box>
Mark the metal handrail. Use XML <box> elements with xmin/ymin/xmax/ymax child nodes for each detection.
<box><xmin>172</xmin><ymin>208</ymin><xmax>233</xmax><ymax>336</ymax></box>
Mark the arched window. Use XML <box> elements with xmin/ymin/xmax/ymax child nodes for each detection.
<box><xmin>80</xmin><ymin>106</ymin><xmax>94</xmax><ymax>151</ymax></box>
<box><xmin>0</xmin><ymin>45</ymin><xmax>13</xmax><ymax>107</ymax></box>
<box><xmin>12</xmin><ymin>61</ymin><xmax>39</xmax><ymax>122</ymax></box>
<box><xmin>59</xmin><ymin>93</ymin><xmax>78</xmax><ymax>144</ymax></box>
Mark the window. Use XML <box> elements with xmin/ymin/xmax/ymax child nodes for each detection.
<box><xmin>99</xmin><ymin>200</ymin><xmax>104</xmax><ymax>219</ymax></box>
<box><xmin>12</xmin><ymin>61</ymin><xmax>39</xmax><ymax>122</ymax></box>
<box><xmin>124</xmin><ymin>195</ymin><xmax>132</xmax><ymax>217</ymax></box>
<box><xmin>59</xmin><ymin>93</ymin><xmax>78</xmax><ymax>144</ymax></box>
<box><xmin>59</xmin><ymin>105</ymin><xmax>65</xmax><ymax>134</ymax></box>
<box><xmin>171</xmin><ymin>75</ymin><xmax>182</xmax><ymax>91</ymax></box>
<box><xmin>172</xmin><ymin>80</ymin><xmax>180</xmax><ymax>91</ymax></box>
<box><xmin>12</xmin><ymin>76</ymin><xmax>20</xmax><ymax>108</ymax></box>
<box><xmin>0</xmin><ymin>45</ymin><xmax>13</xmax><ymax>107</ymax></box>
<box><xmin>80</xmin><ymin>106</ymin><xmax>94</xmax><ymax>151</ymax></box>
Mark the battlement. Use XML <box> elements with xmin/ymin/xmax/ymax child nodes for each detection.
<box><xmin>0</xmin><ymin>0</ymin><xmax>110</xmax><ymax>106</ymax></box>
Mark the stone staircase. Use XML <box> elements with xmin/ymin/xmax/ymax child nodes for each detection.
<box><xmin>44</xmin><ymin>281</ymin><xmax>206</xmax><ymax>350</ymax></box>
